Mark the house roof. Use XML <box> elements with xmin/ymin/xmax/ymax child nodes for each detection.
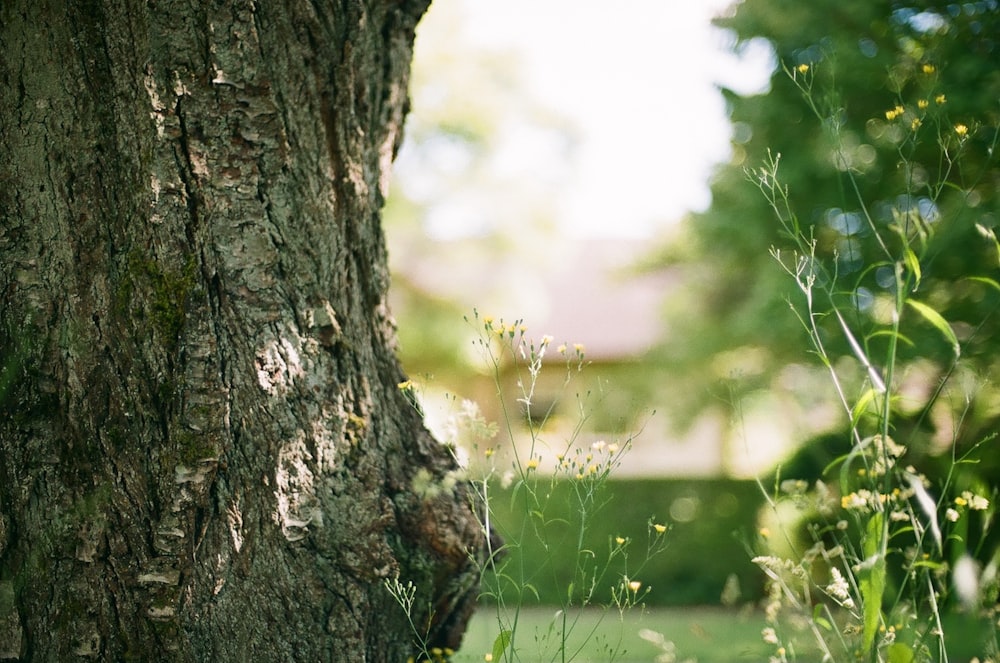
<box><xmin>392</xmin><ymin>237</ymin><xmax>677</xmax><ymax>360</ymax></box>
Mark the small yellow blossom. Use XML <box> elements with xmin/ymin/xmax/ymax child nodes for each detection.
<box><xmin>842</xmin><ymin>490</ymin><xmax>872</xmax><ymax>511</ymax></box>
<box><xmin>398</xmin><ymin>380</ymin><xmax>414</xmax><ymax>390</ymax></box>
<box><xmin>918</xmin><ymin>99</ymin><xmax>929</xmax><ymax>109</ymax></box>
<box><xmin>557</xmin><ymin>344</ymin><xmax>567</xmax><ymax>354</ymax></box>
<box><xmin>573</xmin><ymin>343</ymin><xmax>585</xmax><ymax>353</ymax></box>
<box><xmin>628</xmin><ymin>579</ymin><xmax>642</xmax><ymax>592</ymax></box>
<box><xmin>482</xmin><ymin>315</ymin><xmax>494</xmax><ymax>325</ymax></box>
<box><xmin>615</xmin><ymin>536</ymin><xmax>626</xmax><ymax>545</ymax></box>
<box><xmin>653</xmin><ymin>523</ymin><xmax>668</xmax><ymax>534</ymax></box>
<box><xmin>519</xmin><ymin>324</ymin><xmax>527</xmax><ymax>333</ymax></box>
<box><xmin>885</xmin><ymin>105</ymin><xmax>905</xmax><ymax>121</ymax></box>
<box><xmin>484</xmin><ymin>447</ymin><xmax>495</xmax><ymax>458</ymax></box>
<box><xmin>954</xmin><ymin>495</ymin><xmax>968</xmax><ymax>507</ymax></box>
<box><xmin>759</xmin><ymin>527</ymin><xmax>770</xmax><ymax>538</ymax></box>
<box><xmin>607</xmin><ymin>443</ymin><xmax>620</xmax><ymax>454</ymax></box>
<box><xmin>540</xmin><ymin>334</ymin><xmax>553</xmax><ymax>345</ymax></box>
<box><xmin>955</xmin><ymin>123</ymin><xmax>969</xmax><ymax>137</ymax></box>
<box><xmin>922</xmin><ymin>63</ymin><xmax>936</xmax><ymax>74</ymax></box>
<box><xmin>911</xmin><ymin>118</ymin><xmax>922</xmax><ymax>130</ymax></box>
<box><xmin>797</xmin><ymin>63</ymin><xmax>810</xmax><ymax>74</ymax></box>
<box><xmin>936</xmin><ymin>94</ymin><xmax>947</xmax><ymax>105</ymax></box>
<box><xmin>575</xmin><ymin>472</ymin><xmax>584</xmax><ymax>480</ymax></box>
<box><xmin>484</xmin><ymin>655</ymin><xmax>493</xmax><ymax>662</ymax></box>
<box><xmin>526</xmin><ymin>458</ymin><xmax>539</xmax><ymax>470</ymax></box>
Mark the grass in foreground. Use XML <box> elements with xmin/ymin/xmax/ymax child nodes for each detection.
<box><xmin>454</xmin><ymin>606</ymin><xmax>772</xmax><ymax>663</ymax></box>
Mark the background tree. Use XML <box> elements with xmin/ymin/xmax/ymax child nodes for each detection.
<box><xmin>384</xmin><ymin>0</ymin><xmax>579</xmax><ymax>382</ymax></box>
<box><xmin>0</xmin><ymin>1</ymin><xmax>484</xmax><ymax>660</ymax></box>
<box><xmin>655</xmin><ymin>0</ymin><xmax>1000</xmax><ymax>468</ymax></box>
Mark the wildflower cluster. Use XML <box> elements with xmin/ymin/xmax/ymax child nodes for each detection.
<box><xmin>552</xmin><ymin>438</ymin><xmax>627</xmax><ymax>481</ymax></box>
<box><xmin>749</xmin><ymin>57</ymin><xmax>1000</xmax><ymax>663</ymax></box>
<box><xmin>387</xmin><ymin>311</ymin><xmax>669</xmax><ymax>662</ymax></box>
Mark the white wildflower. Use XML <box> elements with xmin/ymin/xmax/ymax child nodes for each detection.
<box><xmin>826</xmin><ymin>566</ymin><xmax>855</xmax><ymax>609</ymax></box>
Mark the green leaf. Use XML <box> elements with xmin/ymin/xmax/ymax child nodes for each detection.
<box><xmin>492</xmin><ymin>629</ymin><xmax>512</xmax><ymax>662</ymax></box>
<box><xmin>906</xmin><ymin>299</ymin><xmax>960</xmax><ymax>357</ymax></box>
<box><xmin>850</xmin><ymin>387</ymin><xmax>880</xmax><ymax>427</ymax></box>
<box><xmin>868</xmin><ymin>329</ymin><xmax>915</xmax><ymax>348</ymax></box>
<box><xmin>860</xmin><ymin>512</ymin><xmax>886</xmax><ymax>653</ymax></box>
<box><xmin>812</xmin><ymin>603</ymin><xmax>832</xmax><ymax>631</ymax></box>
<box><xmin>966</xmin><ymin>275</ymin><xmax>1000</xmax><ymax>292</ymax></box>
<box><xmin>902</xmin><ymin>246</ymin><xmax>922</xmax><ymax>289</ymax></box>
<box><xmin>887</xmin><ymin>642</ymin><xmax>916</xmax><ymax>663</ymax></box>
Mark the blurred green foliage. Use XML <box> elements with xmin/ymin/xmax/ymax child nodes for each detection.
<box><xmin>484</xmin><ymin>478</ymin><xmax>764</xmax><ymax>606</ymax></box>
<box><xmin>656</xmin><ymin>0</ymin><xmax>1000</xmax><ymax>461</ymax></box>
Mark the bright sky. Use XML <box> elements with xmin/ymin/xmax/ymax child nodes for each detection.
<box><xmin>412</xmin><ymin>0</ymin><xmax>774</xmax><ymax>238</ymax></box>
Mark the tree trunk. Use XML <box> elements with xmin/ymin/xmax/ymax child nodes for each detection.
<box><xmin>0</xmin><ymin>1</ymin><xmax>485</xmax><ymax>660</ymax></box>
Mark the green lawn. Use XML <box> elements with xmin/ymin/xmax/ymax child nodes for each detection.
<box><xmin>451</xmin><ymin>605</ymin><xmax>998</xmax><ymax>662</ymax></box>
<box><xmin>452</xmin><ymin>605</ymin><xmax>772</xmax><ymax>663</ymax></box>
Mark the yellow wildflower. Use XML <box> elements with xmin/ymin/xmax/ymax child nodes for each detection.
<box><xmin>653</xmin><ymin>523</ymin><xmax>667</xmax><ymax>534</ymax></box>
<box><xmin>917</xmin><ymin>99</ymin><xmax>929</xmax><ymax>109</ymax></box>
<box><xmin>797</xmin><ymin>63</ymin><xmax>810</xmax><ymax>74</ymax></box>
<box><xmin>911</xmin><ymin>118</ymin><xmax>921</xmax><ymax>130</ymax></box>
<box><xmin>935</xmin><ymin>94</ymin><xmax>947</xmax><ymax>105</ymax></box>
<box><xmin>922</xmin><ymin>63</ymin><xmax>936</xmax><ymax>74</ymax></box>
<box><xmin>526</xmin><ymin>458</ymin><xmax>539</xmax><ymax>470</ymax></box>
<box><xmin>885</xmin><ymin>105</ymin><xmax>905</xmax><ymax>121</ymax></box>
<box><xmin>615</xmin><ymin>536</ymin><xmax>626</xmax><ymax>545</ymax></box>
<box><xmin>955</xmin><ymin>123</ymin><xmax>968</xmax><ymax>137</ymax></box>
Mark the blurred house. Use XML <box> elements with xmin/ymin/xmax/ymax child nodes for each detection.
<box><xmin>392</xmin><ymin>238</ymin><xmax>795</xmax><ymax>478</ymax></box>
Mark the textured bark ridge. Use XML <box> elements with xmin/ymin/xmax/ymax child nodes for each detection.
<box><xmin>0</xmin><ymin>1</ymin><xmax>485</xmax><ymax>660</ymax></box>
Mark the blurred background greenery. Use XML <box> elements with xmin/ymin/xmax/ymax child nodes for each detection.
<box><xmin>386</xmin><ymin>0</ymin><xmax>1000</xmax><ymax>616</ymax></box>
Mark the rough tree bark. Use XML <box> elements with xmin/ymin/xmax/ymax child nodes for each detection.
<box><xmin>0</xmin><ymin>1</ymin><xmax>485</xmax><ymax>660</ymax></box>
